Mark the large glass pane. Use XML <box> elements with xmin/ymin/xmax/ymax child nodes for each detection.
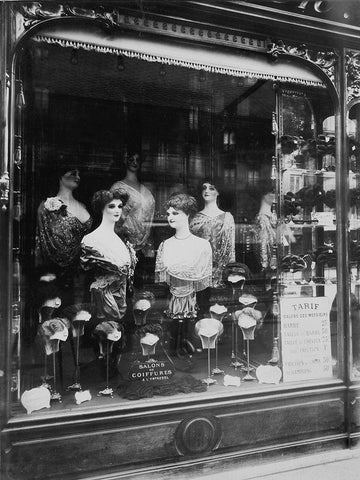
<box><xmin>12</xmin><ymin>39</ymin><xmax>337</xmax><ymax>417</ymax></box>
<box><xmin>348</xmin><ymin>100</ymin><xmax>360</xmax><ymax>381</ymax></box>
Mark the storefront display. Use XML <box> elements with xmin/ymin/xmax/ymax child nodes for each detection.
<box><xmin>2</xmin><ymin>2</ymin><xmax>360</xmax><ymax>479</ymax></box>
<box><xmin>8</xmin><ymin>34</ymin><xmax>340</xmax><ymax>410</ymax></box>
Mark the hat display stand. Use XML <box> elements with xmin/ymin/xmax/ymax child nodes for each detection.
<box><xmin>238</xmin><ymin>294</ymin><xmax>258</xmax><ymax>372</ymax></box>
<box><xmin>94</xmin><ymin>321</ymin><xmax>123</xmax><ymax>399</ymax></box>
<box><xmin>140</xmin><ymin>332</ymin><xmax>160</xmax><ymax>363</ymax></box>
<box><xmin>38</xmin><ymin>301</ymin><xmax>61</xmax><ymax>389</ymax></box>
<box><xmin>67</xmin><ymin>330</ymin><xmax>82</xmax><ymax>392</ymax></box>
<box><xmin>50</xmin><ymin>351</ymin><xmax>62</xmax><ymax>402</ymax></box>
<box><xmin>40</xmin><ymin>351</ymin><xmax>53</xmax><ymax>391</ymax></box>
<box><xmin>65</xmin><ymin>307</ymin><xmax>92</xmax><ymax>392</ymax></box>
<box><xmin>209</xmin><ymin>304</ymin><xmax>227</xmax><ymax>375</ymax></box>
<box><xmin>195</xmin><ymin>318</ymin><xmax>223</xmax><ymax>386</ymax></box>
<box><xmin>133</xmin><ymin>299</ymin><xmax>152</xmax><ymax>326</ymax></box>
<box><xmin>237</xmin><ymin>315</ymin><xmax>257</xmax><ymax>381</ymax></box>
<box><xmin>227</xmin><ymin>276</ymin><xmax>245</xmax><ymax>370</ymax></box>
<box><xmin>39</xmin><ymin>318</ymin><xmax>70</xmax><ymax>402</ymax></box>
<box><xmin>97</xmin><ymin>340</ymin><xmax>115</xmax><ymax>398</ymax></box>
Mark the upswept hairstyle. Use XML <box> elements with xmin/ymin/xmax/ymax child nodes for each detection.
<box><xmin>164</xmin><ymin>193</ymin><xmax>198</xmax><ymax>217</ymax></box>
<box><xmin>91</xmin><ymin>188</ymin><xmax>129</xmax><ymax>216</ymax></box>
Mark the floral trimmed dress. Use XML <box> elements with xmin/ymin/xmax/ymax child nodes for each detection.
<box><xmin>36</xmin><ymin>197</ymin><xmax>92</xmax><ymax>269</ymax></box>
<box><xmin>155</xmin><ymin>234</ymin><xmax>212</xmax><ymax>319</ymax></box>
<box><xmin>35</xmin><ymin>197</ymin><xmax>93</xmax><ymax>305</ymax></box>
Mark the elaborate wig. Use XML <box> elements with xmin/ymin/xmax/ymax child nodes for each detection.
<box><xmin>91</xmin><ymin>188</ymin><xmax>129</xmax><ymax>216</ymax></box>
<box><xmin>164</xmin><ymin>193</ymin><xmax>198</xmax><ymax>217</ymax></box>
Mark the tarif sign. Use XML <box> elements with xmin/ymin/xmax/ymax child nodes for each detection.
<box><xmin>280</xmin><ymin>297</ymin><xmax>332</xmax><ymax>382</ymax></box>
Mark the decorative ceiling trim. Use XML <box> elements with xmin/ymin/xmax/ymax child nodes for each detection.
<box><xmin>20</xmin><ymin>3</ymin><xmax>268</xmax><ymax>53</ymax></box>
<box><xmin>267</xmin><ymin>39</ymin><xmax>337</xmax><ymax>85</ymax></box>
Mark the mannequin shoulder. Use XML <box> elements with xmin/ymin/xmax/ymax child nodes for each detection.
<box><xmin>110</xmin><ymin>180</ymin><xmax>126</xmax><ymax>191</ymax></box>
<box><xmin>191</xmin><ymin>234</ymin><xmax>212</xmax><ymax>248</ymax></box>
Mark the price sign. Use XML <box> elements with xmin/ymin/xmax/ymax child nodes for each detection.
<box><xmin>280</xmin><ymin>297</ymin><xmax>332</xmax><ymax>382</ymax></box>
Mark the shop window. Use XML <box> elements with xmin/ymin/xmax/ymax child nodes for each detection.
<box><xmin>11</xmin><ymin>38</ymin><xmax>339</xmax><ymax>417</ymax></box>
<box><xmin>347</xmin><ymin>103</ymin><xmax>360</xmax><ymax>381</ymax></box>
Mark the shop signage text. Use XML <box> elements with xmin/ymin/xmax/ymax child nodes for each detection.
<box><xmin>129</xmin><ymin>361</ymin><xmax>174</xmax><ymax>382</ymax></box>
<box><xmin>280</xmin><ymin>296</ymin><xmax>332</xmax><ymax>382</ymax></box>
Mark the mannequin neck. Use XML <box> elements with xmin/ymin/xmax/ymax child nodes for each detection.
<box><xmin>56</xmin><ymin>185</ymin><xmax>75</xmax><ymax>204</ymax></box>
<box><xmin>174</xmin><ymin>223</ymin><xmax>191</xmax><ymax>239</ymax></box>
<box><xmin>98</xmin><ymin>217</ymin><xmax>116</xmax><ymax>234</ymax></box>
<box><xmin>124</xmin><ymin>170</ymin><xmax>140</xmax><ymax>187</ymax></box>
<box><xmin>202</xmin><ymin>199</ymin><xmax>222</xmax><ymax>216</ymax></box>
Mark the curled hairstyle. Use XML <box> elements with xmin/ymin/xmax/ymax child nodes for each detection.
<box><xmin>164</xmin><ymin>193</ymin><xmax>198</xmax><ymax>217</ymax></box>
<box><xmin>94</xmin><ymin>320</ymin><xmax>123</xmax><ymax>341</ymax></box>
<box><xmin>41</xmin><ymin>318</ymin><xmax>70</xmax><ymax>337</ymax></box>
<box><xmin>91</xmin><ymin>188</ymin><xmax>129</xmax><ymax>216</ymax></box>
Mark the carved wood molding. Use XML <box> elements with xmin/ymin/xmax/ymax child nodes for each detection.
<box><xmin>19</xmin><ymin>3</ymin><xmax>268</xmax><ymax>52</ymax></box>
<box><xmin>346</xmin><ymin>51</ymin><xmax>360</xmax><ymax>104</ymax></box>
<box><xmin>268</xmin><ymin>39</ymin><xmax>337</xmax><ymax>85</ymax></box>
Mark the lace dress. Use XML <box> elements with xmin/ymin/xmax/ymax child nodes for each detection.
<box><xmin>254</xmin><ymin>211</ymin><xmax>277</xmax><ymax>270</ymax></box>
<box><xmin>155</xmin><ymin>234</ymin><xmax>212</xmax><ymax>318</ymax></box>
<box><xmin>111</xmin><ymin>181</ymin><xmax>155</xmax><ymax>253</ymax></box>
<box><xmin>190</xmin><ymin>211</ymin><xmax>235</xmax><ymax>287</ymax></box>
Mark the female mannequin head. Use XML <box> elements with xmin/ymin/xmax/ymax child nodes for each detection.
<box><xmin>200</xmin><ymin>179</ymin><xmax>220</xmax><ymax>205</ymax></box>
<box><xmin>58</xmin><ymin>168</ymin><xmax>80</xmax><ymax>192</ymax></box>
<box><xmin>92</xmin><ymin>188</ymin><xmax>129</xmax><ymax>223</ymax></box>
<box><xmin>164</xmin><ymin>193</ymin><xmax>197</xmax><ymax>230</ymax></box>
<box><xmin>124</xmin><ymin>151</ymin><xmax>141</xmax><ymax>175</ymax></box>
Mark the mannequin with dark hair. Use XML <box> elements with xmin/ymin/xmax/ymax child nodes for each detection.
<box><xmin>190</xmin><ymin>179</ymin><xmax>235</xmax><ymax>287</ymax></box>
<box><xmin>35</xmin><ymin>167</ymin><xmax>93</xmax><ymax>311</ymax></box>
<box><xmin>36</xmin><ymin>167</ymin><xmax>92</xmax><ymax>269</ymax></box>
<box><xmin>81</xmin><ymin>189</ymin><xmax>137</xmax><ymax>322</ymax></box>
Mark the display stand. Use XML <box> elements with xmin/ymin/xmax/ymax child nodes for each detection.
<box><xmin>98</xmin><ymin>340</ymin><xmax>114</xmax><ymax>398</ymax></box>
<box><xmin>227</xmin><ymin>276</ymin><xmax>245</xmax><ymax>370</ymax></box>
<box><xmin>209</xmin><ymin>304</ymin><xmax>227</xmax><ymax>375</ymax></box>
<box><xmin>40</xmin><ymin>352</ymin><xmax>53</xmax><ymax>390</ymax></box>
<box><xmin>195</xmin><ymin>318</ymin><xmax>223</xmax><ymax>386</ymax></box>
<box><xmin>140</xmin><ymin>332</ymin><xmax>160</xmax><ymax>362</ymax></box>
<box><xmin>50</xmin><ymin>351</ymin><xmax>62</xmax><ymax>402</ymax></box>
<box><xmin>238</xmin><ymin>316</ymin><xmax>257</xmax><ymax>381</ymax></box>
<box><xmin>67</xmin><ymin>331</ymin><xmax>82</xmax><ymax>391</ymax></box>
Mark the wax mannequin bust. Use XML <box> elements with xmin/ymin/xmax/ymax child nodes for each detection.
<box><xmin>190</xmin><ymin>179</ymin><xmax>235</xmax><ymax>288</ymax></box>
<box><xmin>36</xmin><ymin>167</ymin><xmax>92</xmax><ymax>269</ymax></box>
<box><xmin>155</xmin><ymin>193</ymin><xmax>212</xmax><ymax>319</ymax></box>
<box><xmin>81</xmin><ymin>189</ymin><xmax>137</xmax><ymax>322</ymax></box>
<box><xmin>254</xmin><ymin>181</ymin><xmax>277</xmax><ymax>271</ymax></box>
<box><xmin>111</xmin><ymin>151</ymin><xmax>155</xmax><ymax>255</ymax></box>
